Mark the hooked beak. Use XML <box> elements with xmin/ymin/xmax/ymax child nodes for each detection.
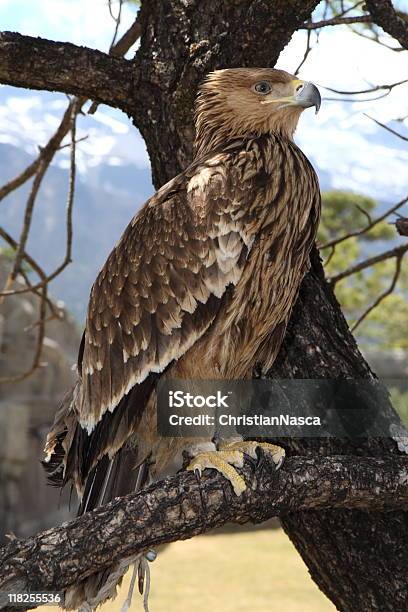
<box><xmin>293</xmin><ymin>80</ymin><xmax>321</xmax><ymax>114</ymax></box>
<box><xmin>260</xmin><ymin>79</ymin><xmax>321</xmax><ymax>114</ymax></box>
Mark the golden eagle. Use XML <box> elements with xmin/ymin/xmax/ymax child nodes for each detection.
<box><xmin>44</xmin><ymin>67</ymin><xmax>321</xmax><ymax>609</ymax></box>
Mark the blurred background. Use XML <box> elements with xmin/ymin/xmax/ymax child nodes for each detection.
<box><xmin>0</xmin><ymin>1</ymin><xmax>407</xmax><ymax>610</ymax></box>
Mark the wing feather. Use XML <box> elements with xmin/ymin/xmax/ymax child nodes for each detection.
<box><xmin>78</xmin><ymin>153</ymin><xmax>254</xmax><ymax>431</ymax></box>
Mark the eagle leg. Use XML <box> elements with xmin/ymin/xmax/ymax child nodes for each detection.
<box><xmin>186</xmin><ymin>450</ymin><xmax>247</xmax><ymax>496</ymax></box>
<box><xmin>218</xmin><ymin>440</ymin><xmax>285</xmax><ymax>470</ymax></box>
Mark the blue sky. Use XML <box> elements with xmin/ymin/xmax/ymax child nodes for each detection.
<box><xmin>0</xmin><ymin>0</ymin><xmax>137</xmax><ymax>48</ymax></box>
<box><xmin>0</xmin><ymin>0</ymin><xmax>407</xmax><ymax>200</ymax></box>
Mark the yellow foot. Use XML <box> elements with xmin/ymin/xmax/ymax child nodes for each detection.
<box><xmin>219</xmin><ymin>440</ymin><xmax>285</xmax><ymax>469</ymax></box>
<box><xmin>186</xmin><ymin>450</ymin><xmax>246</xmax><ymax>496</ymax></box>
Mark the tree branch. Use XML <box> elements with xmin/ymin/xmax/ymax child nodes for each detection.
<box><xmin>295</xmin><ymin>30</ymin><xmax>312</xmax><ymax>75</ymax></box>
<box><xmin>1</xmin><ymin>454</ymin><xmax>408</xmax><ymax>607</ymax></box>
<box><xmin>321</xmin><ymin>78</ymin><xmax>408</xmax><ymax>96</ymax></box>
<box><xmin>364</xmin><ymin>113</ymin><xmax>408</xmax><ymax>142</ymax></box>
<box><xmin>319</xmin><ymin>194</ymin><xmax>408</xmax><ymax>250</ymax></box>
<box><xmin>366</xmin><ymin>0</ymin><xmax>408</xmax><ymax>49</ymax></box>
<box><xmin>0</xmin><ymin>100</ymin><xmax>78</xmax><ymax>303</ymax></box>
<box><xmin>0</xmin><ymin>32</ymin><xmax>138</xmax><ymax>114</ymax></box>
<box><xmin>110</xmin><ymin>14</ymin><xmax>141</xmax><ymax>58</ymax></box>
<box><xmin>0</xmin><ymin>102</ymin><xmax>73</xmax><ymax>204</ymax></box>
<box><xmin>328</xmin><ymin>242</ymin><xmax>408</xmax><ymax>284</ymax></box>
<box><xmin>350</xmin><ymin>250</ymin><xmax>403</xmax><ymax>331</ymax></box>
<box><xmin>303</xmin><ymin>14</ymin><xmax>372</xmax><ymax>29</ymax></box>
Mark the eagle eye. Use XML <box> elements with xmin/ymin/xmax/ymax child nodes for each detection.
<box><xmin>253</xmin><ymin>81</ymin><xmax>272</xmax><ymax>95</ymax></box>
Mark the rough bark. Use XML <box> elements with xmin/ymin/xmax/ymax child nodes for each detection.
<box><xmin>1</xmin><ymin>0</ymin><xmax>407</xmax><ymax>610</ymax></box>
<box><xmin>366</xmin><ymin>0</ymin><xmax>408</xmax><ymax>48</ymax></box>
<box><xmin>1</xmin><ymin>454</ymin><xmax>408</xmax><ymax>609</ymax></box>
<box><xmin>0</xmin><ymin>32</ymin><xmax>137</xmax><ymax>114</ymax></box>
<box><xmin>132</xmin><ymin>0</ymin><xmax>321</xmax><ymax>186</ymax></box>
<box><xmin>131</xmin><ymin>2</ymin><xmax>408</xmax><ymax>611</ymax></box>
<box><xmin>270</xmin><ymin>253</ymin><xmax>408</xmax><ymax>611</ymax></box>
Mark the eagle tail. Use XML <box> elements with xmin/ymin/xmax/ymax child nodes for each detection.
<box><xmin>43</xmin><ymin>377</ymin><xmax>158</xmax><ymax>611</ymax></box>
<box><xmin>64</xmin><ymin>450</ymin><xmax>152</xmax><ymax>611</ymax></box>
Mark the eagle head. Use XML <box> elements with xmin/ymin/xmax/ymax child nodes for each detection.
<box><xmin>194</xmin><ymin>67</ymin><xmax>321</xmax><ymax>157</ymax></box>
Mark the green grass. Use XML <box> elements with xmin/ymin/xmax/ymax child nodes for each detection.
<box><xmin>38</xmin><ymin>527</ymin><xmax>335</xmax><ymax>611</ymax></box>
<box><xmin>99</xmin><ymin>528</ymin><xmax>335</xmax><ymax>611</ymax></box>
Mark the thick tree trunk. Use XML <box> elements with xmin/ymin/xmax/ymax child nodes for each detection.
<box><xmin>132</xmin><ymin>0</ymin><xmax>321</xmax><ymax>186</ymax></box>
<box><xmin>130</xmin><ymin>1</ymin><xmax>408</xmax><ymax>610</ymax></box>
<box><xmin>272</xmin><ymin>255</ymin><xmax>408</xmax><ymax>611</ymax></box>
<box><xmin>0</xmin><ymin>1</ymin><xmax>406</xmax><ymax>609</ymax></box>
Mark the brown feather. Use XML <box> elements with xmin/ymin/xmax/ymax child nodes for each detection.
<box><xmin>45</xmin><ymin>71</ymin><xmax>322</xmax><ymax>611</ymax></box>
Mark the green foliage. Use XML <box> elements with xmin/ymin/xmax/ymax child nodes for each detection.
<box><xmin>320</xmin><ymin>191</ymin><xmax>408</xmax><ymax>351</ymax></box>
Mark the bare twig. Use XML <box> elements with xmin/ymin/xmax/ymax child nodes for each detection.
<box><xmin>88</xmin><ymin>10</ymin><xmax>141</xmax><ymax>115</ymax></box>
<box><xmin>328</xmin><ymin>0</ymin><xmax>365</xmax><ymax>19</ymax></box>
<box><xmin>109</xmin><ymin>13</ymin><xmax>141</xmax><ymax>58</ymax></box>
<box><xmin>303</xmin><ymin>14</ymin><xmax>372</xmax><ymax>29</ymax></box>
<box><xmin>365</xmin><ymin>0</ymin><xmax>408</xmax><ymax>49</ymax></box>
<box><xmin>344</xmin><ymin>1</ymin><xmax>365</xmax><ymax>16</ymax></box>
<box><xmin>364</xmin><ymin>113</ymin><xmax>408</xmax><ymax>142</ymax></box>
<box><xmin>0</xmin><ymin>12</ymin><xmax>142</xmax><ymax>295</ymax></box>
<box><xmin>0</xmin><ymin>100</ymin><xmax>76</xmax><ymax>205</ymax></box>
<box><xmin>0</xmin><ymin>105</ymin><xmax>78</xmax><ymax>382</ymax></box>
<box><xmin>0</xmin><ymin>276</ymin><xmax>48</xmax><ymax>384</ymax></box>
<box><xmin>351</xmin><ymin>251</ymin><xmax>403</xmax><ymax>331</ymax></box>
<box><xmin>325</xmin><ymin>244</ymin><xmax>336</xmax><ymax>265</ymax></box>
<box><xmin>328</xmin><ymin>243</ymin><xmax>408</xmax><ymax>285</ymax></box>
<box><xmin>355</xmin><ymin>203</ymin><xmax>372</xmax><ymax>226</ymax></box>
<box><xmin>0</xmin><ymin>103</ymin><xmax>78</xmax><ymax>299</ymax></box>
<box><xmin>108</xmin><ymin>0</ymin><xmax>124</xmax><ymax>52</ymax></box>
<box><xmin>57</xmin><ymin>135</ymin><xmax>88</xmax><ymax>151</ymax></box>
<box><xmin>0</xmin><ymin>13</ymin><xmax>144</xmax><ymax>383</ymax></box>
<box><xmin>1</xmin><ymin>158</ymin><xmax>50</xmax><ymax>296</ymax></box>
<box><xmin>319</xmin><ymin>195</ymin><xmax>408</xmax><ymax>250</ymax></box>
<box><xmin>349</xmin><ymin>24</ymin><xmax>404</xmax><ymax>51</ymax></box>
<box><xmin>20</xmin><ymin>269</ymin><xmax>63</xmax><ymax>322</ymax></box>
<box><xmin>38</xmin><ymin>100</ymin><xmax>78</xmax><ymax>287</ymax></box>
<box><xmin>0</xmin><ymin>228</ymin><xmax>47</xmax><ymax>281</ymax></box>
<box><xmin>323</xmin><ymin>91</ymin><xmax>396</xmax><ymax>103</ymax></box>
<box><xmin>0</xmin><ymin>125</ymin><xmax>77</xmax><ymax>384</ymax></box>
<box><xmin>295</xmin><ymin>30</ymin><xmax>312</xmax><ymax>75</ymax></box>
<box><xmin>0</xmin><ymin>228</ymin><xmax>63</xmax><ymax>321</ymax></box>
<box><xmin>321</xmin><ymin>78</ymin><xmax>408</xmax><ymax>96</ymax></box>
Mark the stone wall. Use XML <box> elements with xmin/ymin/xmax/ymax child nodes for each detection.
<box><xmin>0</xmin><ymin>259</ymin><xmax>81</xmax><ymax>543</ymax></box>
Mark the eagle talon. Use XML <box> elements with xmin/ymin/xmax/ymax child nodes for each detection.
<box><xmin>255</xmin><ymin>446</ymin><xmax>265</xmax><ymax>468</ymax></box>
<box><xmin>218</xmin><ymin>441</ymin><xmax>285</xmax><ymax>471</ymax></box>
<box><xmin>186</xmin><ymin>451</ymin><xmax>247</xmax><ymax>496</ymax></box>
<box><xmin>243</xmin><ymin>451</ymin><xmax>258</xmax><ymax>469</ymax></box>
<box><xmin>275</xmin><ymin>454</ymin><xmax>285</xmax><ymax>470</ymax></box>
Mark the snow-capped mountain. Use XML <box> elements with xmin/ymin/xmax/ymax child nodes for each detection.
<box><xmin>0</xmin><ymin>85</ymin><xmax>407</xmax><ymax>320</ymax></box>
<box><xmin>0</xmin><ymin>87</ymin><xmax>154</xmax><ymax>320</ymax></box>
